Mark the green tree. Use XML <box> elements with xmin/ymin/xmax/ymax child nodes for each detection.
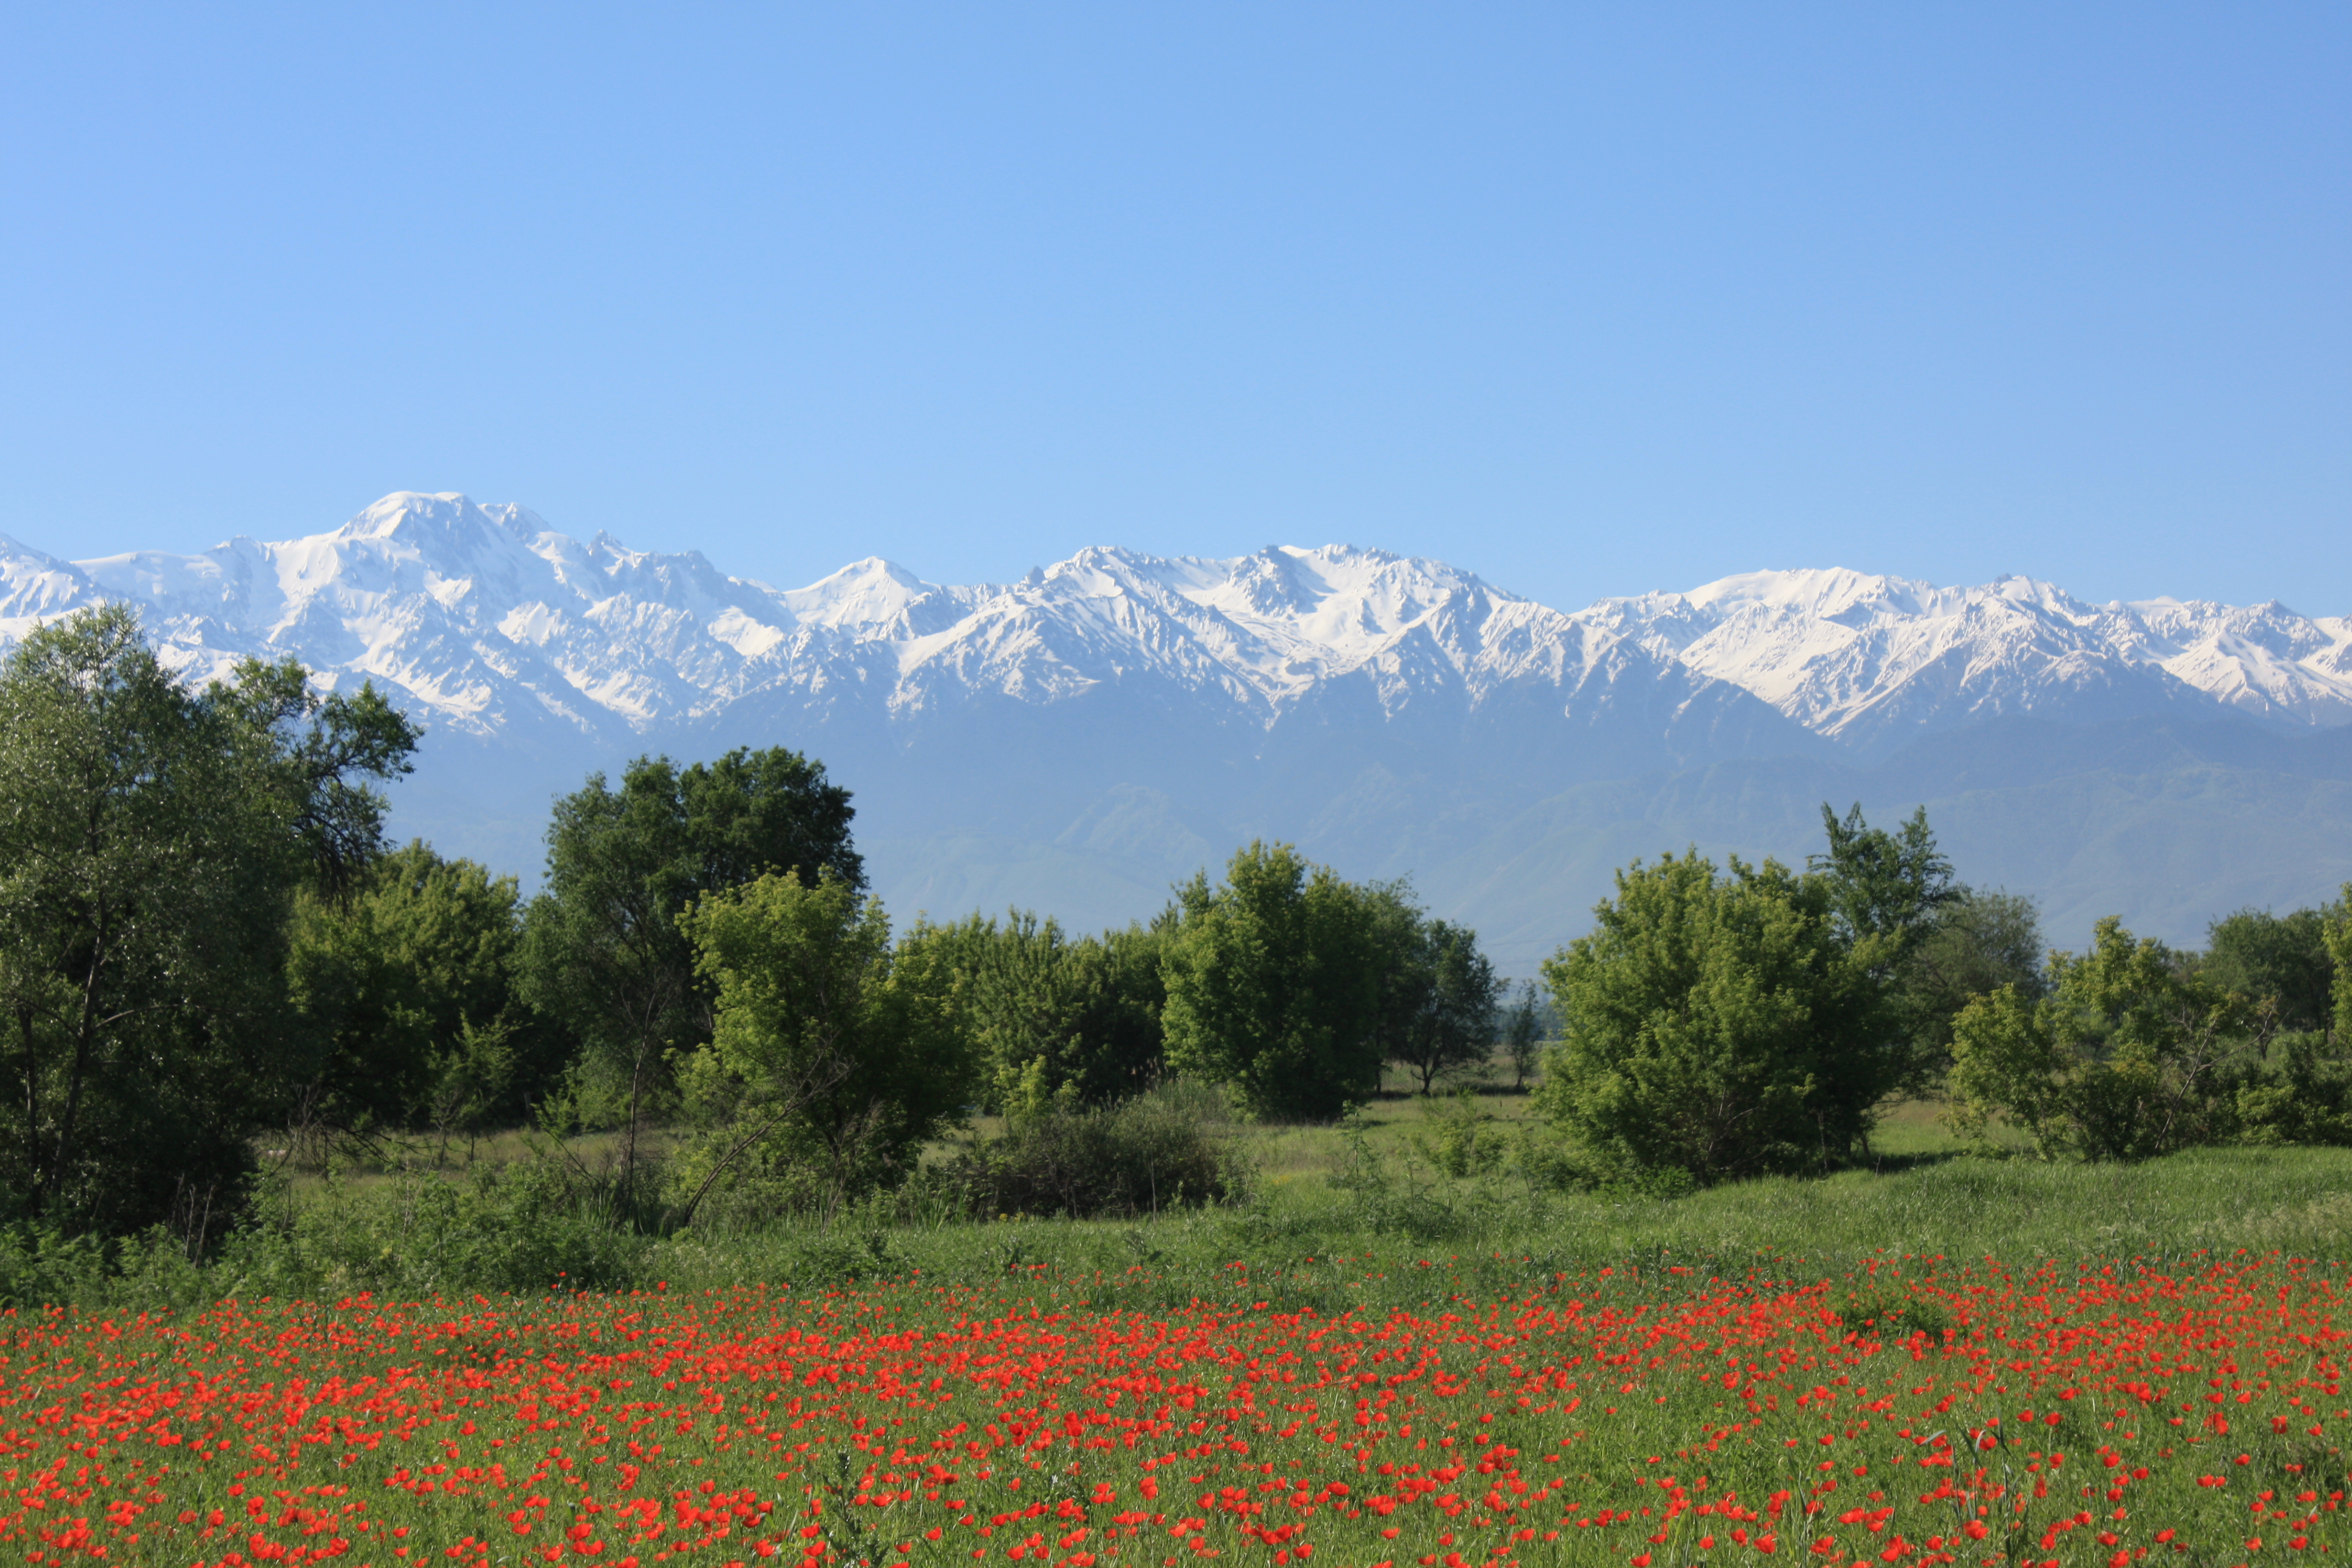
<box><xmin>2201</xmin><ymin>905</ymin><xmax>2338</xmax><ymax>1034</ymax></box>
<box><xmin>1160</xmin><ymin>842</ymin><xmax>1385</xmax><ymax>1121</ymax></box>
<box><xmin>1892</xmin><ymin>888</ymin><xmax>2049</xmax><ymax>1081</ymax></box>
<box><xmin>1499</xmin><ymin>981</ymin><xmax>1544</xmax><ymax>1091</ymax></box>
<box><xmin>516</xmin><ymin>747</ymin><xmax>859</xmax><ymax>1190</ymax></box>
<box><xmin>917</xmin><ymin>912</ymin><xmax>1169</xmax><ymax>1115</ymax></box>
<box><xmin>1948</xmin><ymin>916</ymin><xmax>2249</xmax><ymax>1161</ymax></box>
<box><xmin>1385</xmin><ymin>914</ymin><xmax>1502</xmax><ymax>1096</ymax></box>
<box><xmin>286</xmin><ymin>842</ymin><xmax>557</xmax><ymax>1142</ymax></box>
<box><xmin>1810</xmin><ymin>802</ymin><xmax>1967</xmax><ymax>1092</ymax></box>
<box><xmin>0</xmin><ymin>605</ymin><xmax>416</xmax><ymax>1235</ymax></box>
<box><xmin>2329</xmin><ymin>890</ymin><xmax>2352</xmax><ymax>1043</ymax></box>
<box><xmin>1812</xmin><ymin>803</ymin><xmax>1958</xmax><ymax>949</ymax></box>
<box><xmin>1533</xmin><ymin>850</ymin><xmax>1891</xmax><ymax>1186</ymax></box>
<box><xmin>674</xmin><ymin>872</ymin><xmax>974</xmax><ymax>1222</ymax></box>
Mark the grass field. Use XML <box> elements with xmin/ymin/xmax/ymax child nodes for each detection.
<box><xmin>8</xmin><ymin>1078</ymin><xmax>2352</xmax><ymax>1565</ymax></box>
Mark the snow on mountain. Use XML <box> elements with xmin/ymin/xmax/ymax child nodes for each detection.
<box><xmin>3</xmin><ymin>496</ymin><xmax>2347</xmax><ymax>758</ymax></box>
<box><xmin>1581</xmin><ymin>567</ymin><xmax>2352</xmax><ymax>751</ymax></box>
<box><xmin>6</xmin><ymin>494</ymin><xmax>2350</xmax><ymax>958</ymax></box>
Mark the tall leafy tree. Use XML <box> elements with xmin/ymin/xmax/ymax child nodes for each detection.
<box><xmin>1160</xmin><ymin>841</ymin><xmax>1385</xmax><ymax>1121</ymax></box>
<box><xmin>912</xmin><ymin>912</ymin><xmax>1169</xmax><ymax>1115</ymax></box>
<box><xmin>1892</xmin><ymin>888</ymin><xmax>2049</xmax><ymax>1081</ymax></box>
<box><xmin>1499</xmin><ymin>980</ymin><xmax>1545</xmax><ymax>1091</ymax></box>
<box><xmin>1534</xmin><ymin>849</ymin><xmax>1891</xmax><ymax>1186</ymax></box>
<box><xmin>0</xmin><ymin>605</ymin><xmax>416</xmax><ymax>1235</ymax></box>
<box><xmin>516</xmin><ymin>747</ymin><xmax>859</xmax><ymax>1189</ymax></box>
<box><xmin>2202</xmin><ymin>905</ymin><xmax>2338</xmax><ymax>1034</ymax></box>
<box><xmin>2329</xmin><ymin>889</ymin><xmax>2352</xmax><ymax>1045</ymax></box>
<box><xmin>674</xmin><ymin>871</ymin><xmax>973</xmax><ymax>1222</ymax></box>
<box><xmin>1810</xmin><ymin>803</ymin><xmax>2040</xmax><ymax>1092</ymax></box>
<box><xmin>1385</xmin><ymin>913</ymin><xmax>1502</xmax><ymax>1096</ymax></box>
<box><xmin>287</xmin><ymin>842</ymin><xmax>556</xmax><ymax>1140</ymax></box>
<box><xmin>1812</xmin><ymin>803</ymin><xmax>1958</xmax><ymax>953</ymax></box>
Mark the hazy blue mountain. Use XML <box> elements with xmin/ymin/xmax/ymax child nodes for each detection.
<box><xmin>5</xmin><ymin>492</ymin><xmax>2346</xmax><ymax>970</ymax></box>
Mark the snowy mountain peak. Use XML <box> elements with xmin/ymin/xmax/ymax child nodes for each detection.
<box><xmin>1605</xmin><ymin>565</ymin><xmax>2352</xmax><ymax>745</ymax></box>
<box><xmin>781</xmin><ymin>556</ymin><xmax>951</xmax><ymax>633</ymax></box>
<box><xmin>0</xmin><ymin>497</ymin><xmax>2345</xmax><ymax>762</ymax></box>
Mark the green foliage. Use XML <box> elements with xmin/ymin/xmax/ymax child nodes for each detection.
<box><xmin>1159</xmin><ymin>841</ymin><xmax>1387</xmax><ymax>1121</ymax></box>
<box><xmin>1889</xmin><ymin>888</ymin><xmax>2048</xmax><ymax>1083</ymax></box>
<box><xmin>1534</xmin><ymin>848</ymin><xmax>1892</xmax><ymax>1188</ymax></box>
<box><xmin>2233</xmin><ymin>1031</ymin><xmax>2352</xmax><ymax>1147</ymax></box>
<box><xmin>516</xmin><ymin>747</ymin><xmax>861</xmax><ymax>1182</ymax></box>
<box><xmin>1810</xmin><ymin>802</ymin><xmax>1983</xmax><ymax>1093</ymax></box>
<box><xmin>287</xmin><ymin>842</ymin><xmax>554</xmax><ymax>1135</ymax></box>
<box><xmin>676</xmin><ymin>872</ymin><xmax>977</xmax><ymax>1222</ymax></box>
<box><xmin>1412</xmin><ymin>1088</ymin><xmax>1504</xmax><ymax>1179</ymax></box>
<box><xmin>1499</xmin><ymin>980</ymin><xmax>1544</xmax><ymax>1091</ymax></box>
<box><xmin>1812</xmin><ymin>802</ymin><xmax>1958</xmax><ymax>951</ymax></box>
<box><xmin>2203</xmin><ymin>902</ymin><xmax>2340</xmax><ymax>1033</ymax></box>
<box><xmin>1325</xmin><ymin>1108</ymin><xmax>1466</xmax><ymax>1242</ymax></box>
<box><xmin>1949</xmin><ymin>916</ymin><xmax>2251</xmax><ymax>1160</ymax></box>
<box><xmin>239</xmin><ymin>1156</ymin><xmax>657</xmax><ymax>1299</ymax></box>
<box><xmin>0</xmin><ymin>605</ymin><xmax>416</xmax><ymax>1237</ymax></box>
<box><xmin>905</xmin><ymin>912</ymin><xmax>1168</xmax><ymax>1115</ymax></box>
<box><xmin>2329</xmin><ymin>892</ymin><xmax>2352</xmax><ymax>1043</ymax></box>
<box><xmin>950</xmin><ymin>1082</ymin><xmax>1243</xmax><ymax>1218</ymax></box>
<box><xmin>1381</xmin><ymin>907</ymin><xmax>1502</xmax><ymax>1096</ymax></box>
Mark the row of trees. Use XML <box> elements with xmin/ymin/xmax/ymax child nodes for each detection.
<box><xmin>1945</xmin><ymin>905</ymin><xmax>2352</xmax><ymax>1161</ymax></box>
<box><xmin>1531</xmin><ymin>804</ymin><xmax>2352</xmax><ymax>1189</ymax></box>
<box><xmin>1</xmin><ymin>609</ymin><xmax>1529</xmax><ymax>1237</ymax></box>
<box><xmin>15</xmin><ymin>607</ymin><xmax>2340</xmax><ymax>1238</ymax></box>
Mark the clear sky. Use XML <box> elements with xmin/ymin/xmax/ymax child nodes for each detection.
<box><xmin>2</xmin><ymin>3</ymin><xmax>2344</xmax><ymax>613</ymax></box>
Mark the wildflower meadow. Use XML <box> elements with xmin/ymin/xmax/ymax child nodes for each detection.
<box><xmin>5</xmin><ymin>1251</ymin><xmax>2346</xmax><ymax>1567</ymax></box>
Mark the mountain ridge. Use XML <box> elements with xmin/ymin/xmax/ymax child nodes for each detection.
<box><xmin>3</xmin><ymin>491</ymin><xmax>2347</xmax><ymax>965</ymax></box>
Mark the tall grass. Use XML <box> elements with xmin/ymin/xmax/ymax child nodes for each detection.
<box><xmin>10</xmin><ymin>1128</ymin><xmax>2352</xmax><ymax>1316</ymax></box>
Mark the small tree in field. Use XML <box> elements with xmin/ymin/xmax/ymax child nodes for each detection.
<box><xmin>1499</xmin><ymin>981</ymin><xmax>1544</xmax><ymax>1091</ymax></box>
<box><xmin>675</xmin><ymin>871</ymin><xmax>973</xmax><ymax>1222</ymax></box>
<box><xmin>1386</xmin><ymin>916</ymin><xmax>1501</xmax><ymax>1096</ymax></box>
<box><xmin>1160</xmin><ymin>842</ymin><xmax>1385</xmax><ymax>1121</ymax></box>
<box><xmin>1533</xmin><ymin>850</ymin><xmax>1891</xmax><ymax>1187</ymax></box>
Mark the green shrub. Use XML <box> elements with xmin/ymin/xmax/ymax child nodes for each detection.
<box><xmin>2234</xmin><ymin>1031</ymin><xmax>2352</xmax><ymax>1146</ymax></box>
<box><xmin>1950</xmin><ymin>917</ymin><xmax>2251</xmax><ymax>1160</ymax></box>
<box><xmin>952</xmin><ymin>1084</ymin><xmax>1244</xmax><ymax>1218</ymax></box>
<box><xmin>1535</xmin><ymin>850</ymin><xmax>1892</xmax><ymax>1186</ymax></box>
<box><xmin>1412</xmin><ymin>1089</ymin><xmax>1504</xmax><ymax>1179</ymax></box>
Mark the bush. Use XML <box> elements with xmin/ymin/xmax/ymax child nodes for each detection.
<box><xmin>1411</xmin><ymin>1089</ymin><xmax>1505</xmax><ymax>1178</ymax></box>
<box><xmin>1534</xmin><ymin>850</ymin><xmax>1892</xmax><ymax>1187</ymax></box>
<box><xmin>952</xmin><ymin>1085</ymin><xmax>1244</xmax><ymax>1218</ymax></box>
<box><xmin>2234</xmin><ymin>1031</ymin><xmax>2352</xmax><ymax>1146</ymax></box>
<box><xmin>1949</xmin><ymin>917</ymin><xmax>2248</xmax><ymax>1160</ymax></box>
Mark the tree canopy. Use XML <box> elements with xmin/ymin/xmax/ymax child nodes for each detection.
<box><xmin>676</xmin><ymin>871</ymin><xmax>974</xmax><ymax>1221</ymax></box>
<box><xmin>1534</xmin><ymin>848</ymin><xmax>1892</xmax><ymax>1187</ymax></box>
<box><xmin>516</xmin><ymin>747</ymin><xmax>860</xmax><ymax>1187</ymax></box>
<box><xmin>0</xmin><ymin>605</ymin><xmax>416</xmax><ymax>1234</ymax></box>
<box><xmin>1159</xmin><ymin>842</ymin><xmax>1387</xmax><ymax>1121</ymax></box>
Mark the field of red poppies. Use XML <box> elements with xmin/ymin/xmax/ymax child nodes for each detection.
<box><xmin>3</xmin><ymin>1253</ymin><xmax>2345</xmax><ymax>1567</ymax></box>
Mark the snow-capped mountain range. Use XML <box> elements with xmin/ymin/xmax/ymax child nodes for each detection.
<box><xmin>4</xmin><ymin>491</ymin><xmax>2348</xmax><ymax>962</ymax></box>
<box><xmin>4</xmin><ymin>490</ymin><xmax>2345</xmax><ymax>748</ymax></box>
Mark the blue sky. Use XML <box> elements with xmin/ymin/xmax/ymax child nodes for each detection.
<box><xmin>2</xmin><ymin>3</ymin><xmax>2344</xmax><ymax>613</ymax></box>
